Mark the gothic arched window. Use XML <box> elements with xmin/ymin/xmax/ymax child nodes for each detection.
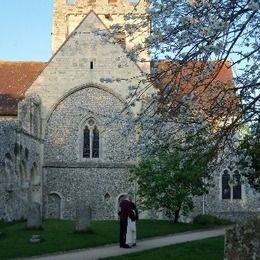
<box><xmin>233</xmin><ymin>171</ymin><xmax>242</xmax><ymax>199</ymax></box>
<box><xmin>222</xmin><ymin>170</ymin><xmax>231</xmax><ymax>199</ymax></box>
<box><xmin>222</xmin><ymin>170</ymin><xmax>242</xmax><ymax>200</ymax></box>
<box><xmin>83</xmin><ymin>118</ymin><xmax>99</xmax><ymax>159</ymax></box>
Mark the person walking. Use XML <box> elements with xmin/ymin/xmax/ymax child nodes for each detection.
<box><xmin>118</xmin><ymin>195</ymin><xmax>132</xmax><ymax>248</ymax></box>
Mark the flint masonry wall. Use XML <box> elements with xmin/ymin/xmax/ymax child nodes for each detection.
<box><xmin>44</xmin><ymin>87</ymin><xmax>135</xmax><ymax>163</ymax></box>
<box><xmin>43</xmin><ymin>86</ymin><xmax>136</xmax><ymax>219</ymax></box>
<box><xmin>0</xmin><ymin>118</ymin><xmax>17</xmax><ymax>163</ymax></box>
<box><xmin>0</xmin><ymin>118</ymin><xmax>17</xmax><ymax>220</ymax></box>
<box><xmin>191</xmin><ymin>153</ymin><xmax>260</xmax><ymax>221</ymax></box>
<box><xmin>27</xmin><ymin>11</ymin><xmax>148</xmax><ymax>125</ymax></box>
<box><xmin>25</xmin><ymin>10</ymin><xmax>147</xmax><ymax>220</ymax></box>
<box><xmin>43</xmin><ymin>167</ymin><xmax>133</xmax><ymax>219</ymax></box>
<box><xmin>224</xmin><ymin>218</ymin><xmax>260</xmax><ymax>259</ymax></box>
<box><xmin>0</xmin><ymin>95</ymin><xmax>43</xmax><ymax>221</ymax></box>
<box><xmin>0</xmin><ymin>123</ymin><xmax>42</xmax><ymax>221</ymax></box>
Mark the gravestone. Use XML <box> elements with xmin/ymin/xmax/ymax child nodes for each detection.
<box><xmin>75</xmin><ymin>205</ymin><xmax>92</xmax><ymax>232</ymax></box>
<box><xmin>224</xmin><ymin>217</ymin><xmax>260</xmax><ymax>260</ymax></box>
<box><xmin>27</xmin><ymin>202</ymin><xmax>42</xmax><ymax>229</ymax></box>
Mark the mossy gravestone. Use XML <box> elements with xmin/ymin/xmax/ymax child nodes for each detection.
<box><xmin>27</xmin><ymin>202</ymin><xmax>42</xmax><ymax>229</ymax></box>
<box><xmin>224</xmin><ymin>217</ymin><xmax>260</xmax><ymax>260</ymax></box>
<box><xmin>75</xmin><ymin>205</ymin><xmax>92</xmax><ymax>232</ymax></box>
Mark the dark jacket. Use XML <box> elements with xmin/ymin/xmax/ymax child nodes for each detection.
<box><xmin>119</xmin><ymin>199</ymin><xmax>132</xmax><ymax>219</ymax></box>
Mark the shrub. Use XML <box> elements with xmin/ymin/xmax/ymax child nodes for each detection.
<box><xmin>193</xmin><ymin>214</ymin><xmax>232</xmax><ymax>226</ymax></box>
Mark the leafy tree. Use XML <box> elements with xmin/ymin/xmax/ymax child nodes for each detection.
<box><xmin>133</xmin><ymin>149</ymin><xmax>212</xmax><ymax>223</ymax></box>
<box><xmin>121</xmin><ymin>0</ymin><xmax>260</xmax><ymax>187</ymax></box>
<box><xmin>240</xmin><ymin>124</ymin><xmax>260</xmax><ymax>191</ymax></box>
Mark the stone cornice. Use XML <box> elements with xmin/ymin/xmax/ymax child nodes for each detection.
<box><xmin>43</xmin><ymin>161</ymin><xmax>136</xmax><ymax>168</ymax></box>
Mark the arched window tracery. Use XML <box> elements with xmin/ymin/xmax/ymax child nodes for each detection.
<box><xmin>83</xmin><ymin>118</ymin><xmax>100</xmax><ymax>159</ymax></box>
<box><xmin>222</xmin><ymin>171</ymin><xmax>231</xmax><ymax>199</ymax></box>
<box><xmin>233</xmin><ymin>171</ymin><xmax>242</xmax><ymax>199</ymax></box>
<box><xmin>221</xmin><ymin>169</ymin><xmax>242</xmax><ymax>200</ymax></box>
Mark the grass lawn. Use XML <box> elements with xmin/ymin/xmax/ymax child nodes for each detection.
<box><xmin>104</xmin><ymin>236</ymin><xmax>225</xmax><ymax>260</ymax></box>
<box><xmin>0</xmin><ymin>219</ymin><xmax>227</xmax><ymax>259</ymax></box>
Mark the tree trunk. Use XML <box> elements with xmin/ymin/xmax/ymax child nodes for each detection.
<box><xmin>174</xmin><ymin>208</ymin><xmax>180</xmax><ymax>223</ymax></box>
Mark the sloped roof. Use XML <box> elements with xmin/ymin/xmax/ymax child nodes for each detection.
<box><xmin>0</xmin><ymin>59</ymin><xmax>236</xmax><ymax>117</ymax></box>
<box><xmin>0</xmin><ymin>61</ymin><xmax>46</xmax><ymax>115</ymax></box>
<box><xmin>151</xmin><ymin>60</ymin><xmax>237</xmax><ymax>118</ymax></box>
<box><xmin>151</xmin><ymin>60</ymin><xmax>234</xmax><ymax>88</ymax></box>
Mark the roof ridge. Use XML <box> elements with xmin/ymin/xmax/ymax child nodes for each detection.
<box><xmin>0</xmin><ymin>60</ymin><xmax>47</xmax><ymax>64</ymax></box>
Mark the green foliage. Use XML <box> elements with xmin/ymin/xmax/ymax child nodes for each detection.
<box><xmin>240</xmin><ymin>126</ymin><xmax>260</xmax><ymax>191</ymax></box>
<box><xmin>133</xmin><ymin>150</ymin><xmax>212</xmax><ymax>223</ymax></box>
<box><xmin>104</xmin><ymin>236</ymin><xmax>225</xmax><ymax>260</ymax></box>
<box><xmin>193</xmin><ymin>215</ymin><xmax>233</xmax><ymax>226</ymax></box>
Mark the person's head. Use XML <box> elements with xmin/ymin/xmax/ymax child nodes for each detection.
<box><xmin>128</xmin><ymin>194</ymin><xmax>133</xmax><ymax>202</ymax></box>
<box><xmin>119</xmin><ymin>194</ymin><xmax>127</xmax><ymax>202</ymax></box>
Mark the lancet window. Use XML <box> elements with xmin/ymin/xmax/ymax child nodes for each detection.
<box><xmin>83</xmin><ymin>118</ymin><xmax>100</xmax><ymax>158</ymax></box>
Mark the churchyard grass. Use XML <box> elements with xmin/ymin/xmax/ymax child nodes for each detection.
<box><xmin>0</xmin><ymin>219</ymin><xmax>229</xmax><ymax>259</ymax></box>
<box><xmin>104</xmin><ymin>236</ymin><xmax>225</xmax><ymax>260</ymax></box>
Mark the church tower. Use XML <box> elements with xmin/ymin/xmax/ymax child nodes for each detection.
<box><xmin>52</xmin><ymin>0</ymin><xmax>149</xmax><ymax>71</ymax></box>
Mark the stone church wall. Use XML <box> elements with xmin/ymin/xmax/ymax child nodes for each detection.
<box><xmin>0</xmin><ymin>97</ymin><xmax>42</xmax><ymax>221</ymax></box>
<box><xmin>0</xmin><ymin>119</ymin><xmax>17</xmax><ymax>163</ymax></box>
<box><xmin>44</xmin><ymin>86</ymin><xmax>135</xmax><ymax>163</ymax></box>
<box><xmin>27</xmin><ymin>10</ymin><xmax>147</xmax><ymax>124</ymax></box>
<box><xmin>0</xmin><ymin>126</ymin><xmax>42</xmax><ymax>221</ymax></box>
<box><xmin>224</xmin><ymin>217</ymin><xmax>260</xmax><ymax>259</ymax></box>
<box><xmin>43</xmin><ymin>86</ymin><xmax>136</xmax><ymax>219</ymax></box>
<box><xmin>18</xmin><ymin>133</ymin><xmax>42</xmax><ymax>205</ymax></box>
<box><xmin>190</xmin><ymin>156</ymin><xmax>260</xmax><ymax>221</ymax></box>
<box><xmin>0</xmin><ymin>119</ymin><xmax>17</xmax><ymax>220</ymax></box>
<box><xmin>52</xmin><ymin>0</ymin><xmax>149</xmax><ymax>72</ymax></box>
<box><xmin>43</xmin><ymin>166</ymin><xmax>133</xmax><ymax>219</ymax></box>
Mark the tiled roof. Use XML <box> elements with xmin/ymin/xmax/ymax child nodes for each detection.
<box><xmin>151</xmin><ymin>60</ymin><xmax>234</xmax><ymax>87</ymax></box>
<box><xmin>0</xmin><ymin>61</ymin><xmax>46</xmax><ymax>116</ymax></box>
<box><xmin>151</xmin><ymin>60</ymin><xmax>237</xmax><ymax>117</ymax></box>
<box><xmin>0</xmin><ymin>59</ymin><xmax>236</xmax><ymax>117</ymax></box>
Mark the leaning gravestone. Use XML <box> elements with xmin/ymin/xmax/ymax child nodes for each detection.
<box><xmin>224</xmin><ymin>217</ymin><xmax>260</xmax><ymax>260</ymax></box>
<box><xmin>75</xmin><ymin>205</ymin><xmax>92</xmax><ymax>232</ymax></box>
<box><xmin>27</xmin><ymin>202</ymin><xmax>42</xmax><ymax>229</ymax></box>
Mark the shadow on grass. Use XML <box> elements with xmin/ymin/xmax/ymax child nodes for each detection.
<box><xmin>74</xmin><ymin>228</ymin><xmax>96</xmax><ymax>235</ymax></box>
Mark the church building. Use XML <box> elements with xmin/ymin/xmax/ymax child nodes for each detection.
<box><xmin>0</xmin><ymin>0</ymin><xmax>259</xmax><ymax>221</ymax></box>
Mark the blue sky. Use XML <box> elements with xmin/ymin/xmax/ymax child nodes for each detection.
<box><xmin>0</xmin><ymin>0</ymin><xmax>53</xmax><ymax>61</ymax></box>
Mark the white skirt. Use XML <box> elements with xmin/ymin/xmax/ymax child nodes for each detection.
<box><xmin>126</xmin><ymin>217</ymin><xmax>136</xmax><ymax>246</ymax></box>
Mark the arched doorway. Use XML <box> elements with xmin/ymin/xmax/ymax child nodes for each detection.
<box><xmin>48</xmin><ymin>192</ymin><xmax>62</xmax><ymax>219</ymax></box>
